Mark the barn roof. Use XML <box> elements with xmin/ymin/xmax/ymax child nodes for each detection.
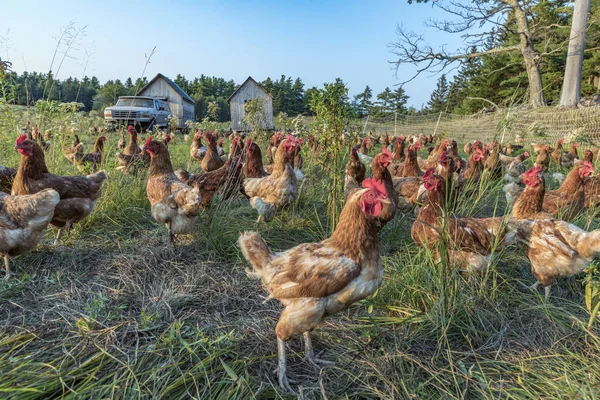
<box><xmin>137</xmin><ymin>73</ymin><xmax>196</xmax><ymax>104</ymax></box>
<box><xmin>227</xmin><ymin>76</ymin><xmax>272</xmax><ymax>103</ymax></box>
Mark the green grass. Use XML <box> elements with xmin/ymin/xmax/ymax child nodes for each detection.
<box><xmin>1</xmin><ymin>111</ymin><xmax>600</xmax><ymax>399</ymax></box>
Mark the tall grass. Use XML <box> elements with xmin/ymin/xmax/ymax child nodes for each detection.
<box><xmin>1</xmin><ymin>108</ymin><xmax>600</xmax><ymax>398</ymax></box>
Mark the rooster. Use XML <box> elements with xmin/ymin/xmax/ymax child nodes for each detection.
<box><xmin>238</xmin><ymin>178</ymin><xmax>395</xmax><ymax>393</ymax></box>
<box><xmin>242</xmin><ymin>136</ymin><xmax>299</xmax><ymax>222</ymax></box>
<box><xmin>0</xmin><ymin>189</ymin><xmax>60</xmax><ymax>279</ymax></box>
<box><xmin>12</xmin><ymin>135</ymin><xmax>107</xmax><ymax>244</ymax></box>
<box><xmin>144</xmin><ymin>138</ymin><xmax>202</xmax><ymax>244</ymax></box>
<box><xmin>511</xmin><ymin>166</ymin><xmax>600</xmax><ymax>298</ymax></box>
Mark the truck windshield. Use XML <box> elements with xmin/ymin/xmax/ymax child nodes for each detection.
<box><xmin>116</xmin><ymin>98</ymin><xmax>154</xmax><ymax>108</ymax></box>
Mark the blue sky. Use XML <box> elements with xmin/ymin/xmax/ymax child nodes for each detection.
<box><xmin>1</xmin><ymin>0</ymin><xmax>465</xmax><ymax>107</ymax></box>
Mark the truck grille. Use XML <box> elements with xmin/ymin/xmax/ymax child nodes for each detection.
<box><xmin>113</xmin><ymin>111</ymin><xmax>140</xmax><ymax>119</ymax></box>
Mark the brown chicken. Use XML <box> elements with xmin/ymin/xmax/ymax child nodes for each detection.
<box><xmin>12</xmin><ymin>135</ymin><xmax>107</xmax><ymax>243</ymax></box>
<box><xmin>243</xmin><ymin>139</ymin><xmax>269</xmax><ymax>179</ymax></box>
<box><xmin>66</xmin><ymin>135</ymin><xmax>107</xmax><ymax>172</ymax></box>
<box><xmin>242</xmin><ymin>136</ymin><xmax>299</xmax><ymax>222</ymax></box>
<box><xmin>412</xmin><ymin>170</ymin><xmax>513</xmax><ymax>273</ymax></box>
<box><xmin>561</xmin><ymin>142</ymin><xmax>580</xmax><ymax>167</ymax></box>
<box><xmin>238</xmin><ymin>177</ymin><xmax>395</xmax><ymax>393</ymax></box>
<box><xmin>551</xmin><ymin>138</ymin><xmax>564</xmax><ymax>166</ymax></box>
<box><xmin>190</xmin><ymin>129</ymin><xmax>207</xmax><ymax>162</ymax></box>
<box><xmin>175</xmin><ymin>137</ymin><xmax>244</xmax><ymax>209</ymax></box>
<box><xmin>456</xmin><ymin>148</ymin><xmax>484</xmax><ymax>190</ymax></box>
<box><xmin>116</xmin><ymin>125</ymin><xmax>149</xmax><ymax>173</ymax></box>
<box><xmin>201</xmin><ymin>131</ymin><xmax>224</xmax><ymax>173</ymax></box>
<box><xmin>511</xmin><ymin>166</ymin><xmax>600</xmax><ymax>298</ymax></box>
<box><xmin>144</xmin><ymin>138</ymin><xmax>202</xmax><ymax>244</ymax></box>
<box><xmin>344</xmin><ymin>146</ymin><xmax>366</xmax><ymax>198</ymax></box>
<box><xmin>0</xmin><ymin>189</ymin><xmax>60</xmax><ymax>279</ymax></box>
<box><xmin>541</xmin><ymin>162</ymin><xmax>593</xmax><ymax>220</ymax></box>
<box><xmin>0</xmin><ymin>164</ymin><xmax>17</xmax><ymax>193</ymax></box>
<box><xmin>266</xmin><ymin>132</ymin><xmax>283</xmax><ymax>164</ymax></box>
<box><xmin>392</xmin><ymin>136</ymin><xmax>406</xmax><ymax>162</ymax></box>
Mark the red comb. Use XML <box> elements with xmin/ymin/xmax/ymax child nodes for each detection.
<box><xmin>245</xmin><ymin>138</ymin><xmax>252</xmax><ymax>147</ymax></box>
<box><xmin>16</xmin><ymin>134</ymin><xmax>27</xmax><ymax>145</ymax></box>
<box><xmin>145</xmin><ymin>137</ymin><xmax>153</xmax><ymax>147</ymax></box>
<box><xmin>286</xmin><ymin>134</ymin><xmax>295</xmax><ymax>142</ymax></box>
<box><xmin>362</xmin><ymin>178</ymin><xmax>387</xmax><ymax>198</ymax></box>
<box><xmin>422</xmin><ymin>168</ymin><xmax>435</xmax><ymax>179</ymax></box>
<box><xmin>584</xmin><ymin>161</ymin><xmax>594</xmax><ymax>168</ymax></box>
<box><xmin>382</xmin><ymin>147</ymin><xmax>391</xmax><ymax>157</ymax></box>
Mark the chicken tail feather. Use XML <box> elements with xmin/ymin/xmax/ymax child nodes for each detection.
<box><xmin>238</xmin><ymin>231</ymin><xmax>273</xmax><ymax>279</ymax></box>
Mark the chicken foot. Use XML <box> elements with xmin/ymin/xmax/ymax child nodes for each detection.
<box><xmin>303</xmin><ymin>332</ymin><xmax>335</xmax><ymax>368</ymax></box>
<box><xmin>54</xmin><ymin>220</ymin><xmax>73</xmax><ymax>245</ymax></box>
<box><xmin>276</xmin><ymin>339</ymin><xmax>297</xmax><ymax>394</ymax></box>
<box><xmin>3</xmin><ymin>255</ymin><xmax>9</xmax><ymax>280</ymax></box>
<box><xmin>530</xmin><ymin>281</ymin><xmax>552</xmax><ymax>299</ymax></box>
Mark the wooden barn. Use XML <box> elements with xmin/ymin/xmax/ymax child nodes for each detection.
<box><xmin>227</xmin><ymin>76</ymin><xmax>274</xmax><ymax>131</ymax></box>
<box><xmin>137</xmin><ymin>73</ymin><xmax>195</xmax><ymax>129</ymax></box>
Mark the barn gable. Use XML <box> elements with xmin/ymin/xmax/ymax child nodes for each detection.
<box><xmin>137</xmin><ymin>73</ymin><xmax>195</xmax><ymax>128</ymax></box>
<box><xmin>228</xmin><ymin>76</ymin><xmax>274</xmax><ymax>131</ymax></box>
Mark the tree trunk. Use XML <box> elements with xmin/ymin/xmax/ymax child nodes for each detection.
<box><xmin>505</xmin><ymin>0</ymin><xmax>546</xmax><ymax>108</ymax></box>
<box><xmin>559</xmin><ymin>0</ymin><xmax>591</xmax><ymax>107</ymax></box>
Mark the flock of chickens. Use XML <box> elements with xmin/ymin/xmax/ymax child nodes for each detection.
<box><xmin>1</xmin><ymin>124</ymin><xmax>600</xmax><ymax>393</ymax></box>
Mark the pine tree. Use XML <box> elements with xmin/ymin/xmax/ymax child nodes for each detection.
<box><xmin>427</xmin><ymin>74</ymin><xmax>449</xmax><ymax>113</ymax></box>
<box><xmin>353</xmin><ymin>85</ymin><xmax>373</xmax><ymax>117</ymax></box>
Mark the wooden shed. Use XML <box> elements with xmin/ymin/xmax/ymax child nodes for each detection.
<box><xmin>137</xmin><ymin>73</ymin><xmax>195</xmax><ymax>129</ymax></box>
<box><xmin>227</xmin><ymin>76</ymin><xmax>274</xmax><ymax>131</ymax></box>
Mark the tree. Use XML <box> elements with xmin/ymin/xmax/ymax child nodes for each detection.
<box><xmin>390</xmin><ymin>0</ymin><xmax>551</xmax><ymax>108</ymax></box>
<box><xmin>427</xmin><ymin>74</ymin><xmax>449</xmax><ymax>113</ymax></box>
<box><xmin>389</xmin><ymin>86</ymin><xmax>409</xmax><ymax>114</ymax></box>
<box><xmin>207</xmin><ymin>100</ymin><xmax>220</xmax><ymax>121</ymax></box>
<box><xmin>353</xmin><ymin>85</ymin><xmax>373</xmax><ymax>117</ymax></box>
<box><xmin>560</xmin><ymin>0</ymin><xmax>592</xmax><ymax>107</ymax></box>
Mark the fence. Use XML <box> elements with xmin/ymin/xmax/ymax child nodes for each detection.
<box><xmin>360</xmin><ymin>106</ymin><xmax>600</xmax><ymax>145</ymax></box>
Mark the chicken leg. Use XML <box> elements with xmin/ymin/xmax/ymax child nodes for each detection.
<box><xmin>530</xmin><ymin>281</ymin><xmax>552</xmax><ymax>299</ymax></box>
<box><xmin>276</xmin><ymin>339</ymin><xmax>297</xmax><ymax>394</ymax></box>
<box><xmin>303</xmin><ymin>332</ymin><xmax>335</xmax><ymax>367</ymax></box>
<box><xmin>3</xmin><ymin>255</ymin><xmax>9</xmax><ymax>280</ymax></box>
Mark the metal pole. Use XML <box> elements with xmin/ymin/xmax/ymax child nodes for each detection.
<box><xmin>362</xmin><ymin>114</ymin><xmax>370</xmax><ymax>136</ymax></box>
<box><xmin>433</xmin><ymin>111</ymin><xmax>443</xmax><ymax>137</ymax></box>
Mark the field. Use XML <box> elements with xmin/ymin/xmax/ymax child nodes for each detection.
<box><xmin>1</xmin><ymin>112</ymin><xmax>600</xmax><ymax>399</ymax></box>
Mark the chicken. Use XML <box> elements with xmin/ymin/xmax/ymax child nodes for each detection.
<box><xmin>421</xmin><ymin>138</ymin><xmax>449</xmax><ymax>170</ymax></box>
<box><xmin>117</xmin><ymin>130</ymin><xmax>126</xmax><ymax>150</ymax></box>
<box><xmin>243</xmin><ymin>136</ymin><xmax>299</xmax><ymax>222</ymax></box>
<box><xmin>116</xmin><ymin>125</ymin><xmax>149</xmax><ymax>173</ymax></box>
<box><xmin>534</xmin><ymin>145</ymin><xmax>550</xmax><ymax>171</ymax></box>
<box><xmin>12</xmin><ymin>135</ymin><xmax>107</xmax><ymax>244</ymax></box>
<box><xmin>66</xmin><ymin>135</ymin><xmax>107</xmax><ymax>172</ymax></box>
<box><xmin>66</xmin><ymin>134</ymin><xmax>84</xmax><ymax>156</ymax></box>
<box><xmin>357</xmin><ymin>137</ymin><xmax>374</xmax><ymax>166</ymax></box>
<box><xmin>32</xmin><ymin>126</ymin><xmax>50</xmax><ymax>151</ymax></box>
<box><xmin>238</xmin><ymin>177</ymin><xmax>395</xmax><ymax>393</ymax></box>
<box><xmin>464</xmin><ymin>142</ymin><xmax>472</xmax><ymax>156</ymax></box>
<box><xmin>540</xmin><ymin>161</ymin><xmax>593</xmax><ymax>221</ymax></box>
<box><xmin>584</xmin><ymin>171</ymin><xmax>600</xmax><ymax>208</ymax></box>
<box><xmin>511</xmin><ymin>166</ymin><xmax>600</xmax><ymax>298</ymax></box>
<box><xmin>190</xmin><ymin>129</ymin><xmax>207</xmax><ymax>162</ymax></box>
<box><xmin>266</xmin><ymin>132</ymin><xmax>283</xmax><ymax>164</ymax></box>
<box><xmin>392</xmin><ymin>136</ymin><xmax>406</xmax><ymax>162</ymax></box>
<box><xmin>0</xmin><ymin>189</ymin><xmax>60</xmax><ymax>279</ymax></box>
<box><xmin>175</xmin><ymin>137</ymin><xmax>244</xmax><ymax>209</ymax></box>
<box><xmin>0</xmin><ymin>164</ymin><xmax>17</xmax><ymax>193</ymax></box>
<box><xmin>561</xmin><ymin>142</ymin><xmax>580</xmax><ymax>167</ymax></box>
<box><xmin>201</xmin><ymin>131</ymin><xmax>225</xmax><ymax>173</ymax></box>
<box><xmin>344</xmin><ymin>146</ymin><xmax>366</xmax><ymax>199</ymax></box>
<box><xmin>144</xmin><ymin>137</ymin><xmax>202</xmax><ymax>244</ymax></box>
<box><xmin>412</xmin><ymin>170</ymin><xmax>513</xmax><ymax>274</ymax></box>
<box><xmin>503</xmin><ymin>152</ymin><xmax>530</xmax><ymax>183</ymax></box>
<box><xmin>243</xmin><ymin>139</ymin><xmax>269</xmax><ymax>179</ymax></box>
<box><xmin>456</xmin><ymin>148</ymin><xmax>484</xmax><ymax>190</ymax></box>
<box><xmin>551</xmin><ymin>138</ymin><xmax>564</xmax><ymax>166</ymax></box>
<box><xmin>483</xmin><ymin>142</ymin><xmax>502</xmax><ymax>179</ymax></box>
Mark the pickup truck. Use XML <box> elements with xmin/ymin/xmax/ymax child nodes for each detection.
<box><xmin>104</xmin><ymin>96</ymin><xmax>171</xmax><ymax>131</ymax></box>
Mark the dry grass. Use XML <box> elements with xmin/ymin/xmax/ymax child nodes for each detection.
<box><xmin>1</xmin><ymin>113</ymin><xmax>600</xmax><ymax>398</ymax></box>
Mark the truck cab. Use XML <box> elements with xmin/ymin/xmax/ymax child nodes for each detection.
<box><xmin>104</xmin><ymin>96</ymin><xmax>171</xmax><ymax>131</ymax></box>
